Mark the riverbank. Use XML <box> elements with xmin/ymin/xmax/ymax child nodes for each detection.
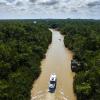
<box><xmin>60</xmin><ymin>20</ymin><xmax>100</xmax><ymax>100</ymax></box>
<box><xmin>0</xmin><ymin>21</ymin><xmax>52</xmax><ymax>100</ymax></box>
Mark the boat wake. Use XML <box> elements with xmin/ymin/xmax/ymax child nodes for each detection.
<box><xmin>31</xmin><ymin>90</ymin><xmax>69</xmax><ymax>100</ymax></box>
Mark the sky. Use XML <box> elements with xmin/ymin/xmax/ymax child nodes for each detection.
<box><xmin>0</xmin><ymin>0</ymin><xmax>100</xmax><ymax>19</ymax></box>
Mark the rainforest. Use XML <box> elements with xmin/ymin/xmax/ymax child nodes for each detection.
<box><xmin>0</xmin><ymin>19</ymin><xmax>100</xmax><ymax>100</ymax></box>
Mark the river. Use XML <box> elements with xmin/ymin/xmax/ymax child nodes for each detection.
<box><xmin>31</xmin><ymin>29</ymin><xmax>76</xmax><ymax>100</ymax></box>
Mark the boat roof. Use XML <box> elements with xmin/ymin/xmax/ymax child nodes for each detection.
<box><xmin>50</xmin><ymin>73</ymin><xmax>56</xmax><ymax>81</ymax></box>
<box><xmin>71</xmin><ymin>60</ymin><xmax>78</xmax><ymax>64</ymax></box>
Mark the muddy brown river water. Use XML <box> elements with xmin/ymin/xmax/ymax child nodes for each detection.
<box><xmin>31</xmin><ymin>29</ymin><xmax>76</xmax><ymax>100</ymax></box>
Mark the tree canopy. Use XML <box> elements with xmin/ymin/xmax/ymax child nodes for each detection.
<box><xmin>60</xmin><ymin>19</ymin><xmax>100</xmax><ymax>100</ymax></box>
<box><xmin>0</xmin><ymin>20</ymin><xmax>52</xmax><ymax>100</ymax></box>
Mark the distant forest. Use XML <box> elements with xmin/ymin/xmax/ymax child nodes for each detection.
<box><xmin>0</xmin><ymin>21</ymin><xmax>52</xmax><ymax>100</ymax></box>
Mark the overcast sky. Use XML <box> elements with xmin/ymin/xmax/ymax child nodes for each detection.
<box><xmin>0</xmin><ymin>0</ymin><xmax>100</xmax><ymax>19</ymax></box>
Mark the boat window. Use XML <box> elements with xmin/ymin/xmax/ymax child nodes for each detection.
<box><xmin>50</xmin><ymin>81</ymin><xmax>55</xmax><ymax>84</ymax></box>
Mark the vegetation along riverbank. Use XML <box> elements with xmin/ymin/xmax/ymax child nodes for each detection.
<box><xmin>0</xmin><ymin>20</ymin><xmax>52</xmax><ymax>100</ymax></box>
<box><xmin>42</xmin><ymin>19</ymin><xmax>100</xmax><ymax>100</ymax></box>
<box><xmin>60</xmin><ymin>19</ymin><xmax>100</xmax><ymax>100</ymax></box>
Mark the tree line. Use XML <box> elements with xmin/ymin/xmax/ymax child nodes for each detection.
<box><xmin>0</xmin><ymin>20</ymin><xmax>52</xmax><ymax>100</ymax></box>
<box><xmin>60</xmin><ymin>19</ymin><xmax>100</xmax><ymax>100</ymax></box>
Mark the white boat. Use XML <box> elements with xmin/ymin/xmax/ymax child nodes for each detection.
<box><xmin>48</xmin><ymin>73</ymin><xmax>57</xmax><ymax>92</ymax></box>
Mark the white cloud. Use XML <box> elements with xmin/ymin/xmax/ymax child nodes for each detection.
<box><xmin>0</xmin><ymin>0</ymin><xmax>100</xmax><ymax>19</ymax></box>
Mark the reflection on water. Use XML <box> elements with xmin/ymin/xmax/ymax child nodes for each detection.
<box><xmin>31</xmin><ymin>29</ymin><xmax>76</xmax><ymax>100</ymax></box>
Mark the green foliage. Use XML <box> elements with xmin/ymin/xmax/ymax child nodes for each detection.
<box><xmin>60</xmin><ymin>19</ymin><xmax>100</xmax><ymax>100</ymax></box>
<box><xmin>0</xmin><ymin>21</ymin><xmax>52</xmax><ymax>100</ymax></box>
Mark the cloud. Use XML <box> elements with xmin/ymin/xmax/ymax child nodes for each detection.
<box><xmin>15</xmin><ymin>1</ymin><xmax>23</xmax><ymax>6</ymax></box>
<box><xmin>0</xmin><ymin>0</ymin><xmax>100</xmax><ymax>19</ymax></box>
<box><xmin>0</xmin><ymin>2</ymin><xmax>7</xmax><ymax>6</ymax></box>
<box><xmin>64</xmin><ymin>0</ymin><xmax>71</xmax><ymax>3</ymax></box>
<box><xmin>87</xmin><ymin>1</ymin><xmax>100</xmax><ymax>8</ymax></box>
<box><xmin>39</xmin><ymin>0</ymin><xmax>59</xmax><ymax>6</ymax></box>
<box><xmin>29</xmin><ymin>0</ymin><xmax>38</xmax><ymax>3</ymax></box>
<box><xmin>20</xmin><ymin>8</ymin><xmax>26</xmax><ymax>11</ymax></box>
<box><xmin>16</xmin><ymin>1</ymin><xmax>23</xmax><ymax>6</ymax></box>
<box><xmin>71</xmin><ymin>9</ymin><xmax>78</xmax><ymax>13</ymax></box>
<box><xmin>6</xmin><ymin>0</ymin><xmax>15</xmax><ymax>3</ymax></box>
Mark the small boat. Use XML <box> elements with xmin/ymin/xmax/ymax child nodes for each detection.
<box><xmin>71</xmin><ymin>60</ymin><xmax>78</xmax><ymax>72</ymax></box>
<box><xmin>59</xmin><ymin>39</ymin><xmax>61</xmax><ymax>41</ymax></box>
<box><xmin>48</xmin><ymin>73</ymin><xmax>57</xmax><ymax>92</ymax></box>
